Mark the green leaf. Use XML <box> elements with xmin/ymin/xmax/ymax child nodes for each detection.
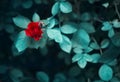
<box><xmin>77</xmin><ymin>58</ymin><xmax>87</xmax><ymax>69</ymax></box>
<box><xmin>78</xmin><ymin>29</ymin><xmax>90</xmax><ymax>48</ymax></box>
<box><xmin>36</xmin><ymin>71</ymin><xmax>49</xmax><ymax>82</ymax></box>
<box><xmin>13</xmin><ymin>15</ymin><xmax>30</xmax><ymax>29</ymax></box>
<box><xmin>72</xmin><ymin>54</ymin><xmax>83</xmax><ymax>63</ymax></box>
<box><xmin>100</xmin><ymin>39</ymin><xmax>109</xmax><ymax>49</ymax></box>
<box><xmin>51</xmin><ymin>2</ymin><xmax>60</xmax><ymax>15</ymax></box>
<box><xmin>59</xmin><ymin>35</ymin><xmax>72</xmax><ymax>53</ymax></box>
<box><xmin>108</xmin><ymin>28</ymin><xmax>115</xmax><ymax>38</ymax></box>
<box><xmin>60</xmin><ymin>23</ymin><xmax>77</xmax><ymax>34</ymax></box>
<box><xmin>91</xmin><ymin>53</ymin><xmax>100</xmax><ymax>63</ymax></box>
<box><xmin>98</xmin><ymin>64</ymin><xmax>113</xmax><ymax>81</ymax></box>
<box><xmin>47</xmin><ymin>28</ymin><xmax>63</xmax><ymax>43</ymax></box>
<box><xmin>15</xmin><ymin>31</ymin><xmax>29</xmax><ymax>52</ymax></box>
<box><xmin>101</xmin><ymin>22</ymin><xmax>112</xmax><ymax>31</ymax></box>
<box><xmin>32</xmin><ymin>12</ymin><xmax>40</xmax><ymax>22</ymax></box>
<box><xmin>79</xmin><ymin>22</ymin><xmax>95</xmax><ymax>33</ymax></box>
<box><xmin>60</xmin><ymin>1</ymin><xmax>72</xmax><ymax>13</ymax></box>
<box><xmin>112</xmin><ymin>19</ymin><xmax>120</xmax><ymax>28</ymax></box>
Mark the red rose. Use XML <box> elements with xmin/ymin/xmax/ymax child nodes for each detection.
<box><xmin>25</xmin><ymin>22</ymin><xmax>43</xmax><ymax>41</ymax></box>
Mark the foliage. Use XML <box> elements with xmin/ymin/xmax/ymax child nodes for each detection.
<box><xmin>1</xmin><ymin>0</ymin><xmax>120</xmax><ymax>82</ymax></box>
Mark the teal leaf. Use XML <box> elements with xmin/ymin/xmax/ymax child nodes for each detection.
<box><xmin>101</xmin><ymin>22</ymin><xmax>112</xmax><ymax>31</ymax></box>
<box><xmin>47</xmin><ymin>18</ymin><xmax>57</xmax><ymax>28</ymax></box>
<box><xmin>5</xmin><ymin>24</ymin><xmax>15</xmax><ymax>34</ymax></box>
<box><xmin>88</xmin><ymin>0</ymin><xmax>96</xmax><ymax>4</ymax></box>
<box><xmin>91</xmin><ymin>53</ymin><xmax>100</xmax><ymax>63</ymax></box>
<box><xmin>84</xmin><ymin>47</ymin><xmax>93</xmax><ymax>53</ymax></box>
<box><xmin>108</xmin><ymin>28</ymin><xmax>115</xmax><ymax>38</ymax></box>
<box><xmin>108</xmin><ymin>59</ymin><xmax>117</xmax><ymax>66</ymax></box>
<box><xmin>77</xmin><ymin>58</ymin><xmax>87</xmax><ymax>69</ymax></box>
<box><xmin>72</xmin><ymin>54</ymin><xmax>83</xmax><ymax>63</ymax></box>
<box><xmin>100</xmin><ymin>39</ymin><xmax>109</xmax><ymax>49</ymax></box>
<box><xmin>79</xmin><ymin>22</ymin><xmax>95</xmax><ymax>33</ymax></box>
<box><xmin>32</xmin><ymin>12</ymin><xmax>40</xmax><ymax>22</ymax></box>
<box><xmin>36</xmin><ymin>71</ymin><xmax>49</xmax><ymax>82</ymax></box>
<box><xmin>60</xmin><ymin>23</ymin><xmax>77</xmax><ymax>34</ymax></box>
<box><xmin>98</xmin><ymin>64</ymin><xmax>113</xmax><ymax>81</ymax></box>
<box><xmin>54</xmin><ymin>73</ymin><xmax>66</xmax><ymax>82</ymax></box>
<box><xmin>112</xmin><ymin>19</ymin><xmax>120</xmax><ymax>28</ymax></box>
<box><xmin>84</xmin><ymin>54</ymin><xmax>92</xmax><ymax>62</ymax></box>
<box><xmin>51</xmin><ymin>2</ymin><xmax>59</xmax><ymax>15</ymax></box>
<box><xmin>10</xmin><ymin>69</ymin><xmax>24</xmax><ymax>81</ymax></box>
<box><xmin>111</xmin><ymin>33</ymin><xmax>120</xmax><ymax>47</ymax></box>
<box><xmin>78</xmin><ymin>29</ymin><xmax>90</xmax><ymax>48</ymax></box>
<box><xmin>15</xmin><ymin>31</ymin><xmax>29</xmax><ymax>52</ymax></box>
<box><xmin>22</xmin><ymin>0</ymin><xmax>33</xmax><ymax>9</ymax></box>
<box><xmin>68</xmin><ymin>66</ymin><xmax>81</xmax><ymax>77</ymax></box>
<box><xmin>60</xmin><ymin>1</ymin><xmax>72</xmax><ymax>13</ymax></box>
<box><xmin>80</xmin><ymin>12</ymin><xmax>91</xmax><ymax>21</ymax></box>
<box><xmin>90</xmin><ymin>42</ymin><xmax>100</xmax><ymax>50</ymax></box>
<box><xmin>59</xmin><ymin>35</ymin><xmax>72</xmax><ymax>53</ymax></box>
<box><xmin>13</xmin><ymin>15</ymin><xmax>31</xmax><ymax>29</ymax></box>
<box><xmin>73</xmin><ymin>47</ymin><xmax>83</xmax><ymax>54</ymax></box>
<box><xmin>47</xmin><ymin>28</ymin><xmax>63</xmax><ymax>43</ymax></box>
<box><xmin>102</xmin><ymin>3</ymin><xmax>109</xmax><ymax>8</ymax></box>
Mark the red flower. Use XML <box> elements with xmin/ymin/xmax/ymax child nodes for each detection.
<box><xmin>25</xmin><ymin>22</ymin><xmax>43</xmax><ymax>41</ymax></box>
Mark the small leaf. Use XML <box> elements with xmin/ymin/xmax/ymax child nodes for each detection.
<box><xmin>36</xmin><ymin>71</ymin><xmax>49</xmax><ymax>82</ymax></box>
<box><xmin>100</xmin><ymin>39</ymin><xmax>109</xmax><ymax>49</ymax></box>
<box><xmin>112</xmin><ymin>19</ymin><xmax>120</xmax><ymax>28</ymax></box>
<box><xmin>32</xmin><ymin>12</ymin><xmax>40</xmax><ymax>22</ymax></box>
<box><xmin>13</xmin><ymin>15</ymin><xmax>31</xmax><ymax>29</ymax></box>
<box><xmin>88</xmin><ymin>0</ymin><xmax>96</xmax><ymax>4</ymax></box>
<box><xmin>10</xmin><ymin>69</ymin><xmax>24</xmax><ymax>81</ymax></box>
<box><xmin>77</xmin><ymin>58</ymin><xmax>87</xmax><ymax>69</ymax></box>
<box><xmin>60</xmin><ymin>23</ymin><xmax>77</xmax><ymax>34</ymax></box>
<box><xmin>73</xmin><ymin>47</ymin><xmax>83</xmax><ymax>54</ymax></box>
<box><xmin>59</xmin><ymin>35</ymin><xmax>72</xmax><ymax>53</ymax></box>
<box><xmin>90</xmin><ymin>42</ymin><xmax>100</xmax><ymax>50</ymax></box>
<box><xmin>102</xmin><ymin>3</ymin><xmax>109</xmax><ymax>8</ymax></box>
<box><xmin>91</xmin><ymin>53</ymin><xmax>100</xmax><ymax>63</ymax></box>
<box><xmin>72</xmin><ymin>54</ymin><xmax>83</xmax><ymax>63</ymax></box>
<box><xmin>80</xmin><ymin>12</ymin><xmax>91</xmax><ymax>21</ymax></box>
<box><xmin>15</xmin><ymin>31</ymin><xmax>29</xmax><ymax>52</ymax></box>
<box><xmin>111</xmin><ymin>33</ymin><xmax>120</xmax><ymax>47</ymax></box>
<box><xmin>78</xmin><ymin>29</ymin><xmax>90</xmax><ymax>48</ymax></box>
<box><xmin>51</xmin><ymin>2</ymin><xmax>60</xmax><ymax>15</ymax></box>
<box><xmin>22</xmin><ymin>0</ymin><xmax>33</xmax><ymax>9</ymax></box>
<box><xmin>108</xmin><ymin>28</ymin><xmax>115</xmax><ymax>38</ymax></box>
<box><xmin>47</xmin><ymin>18</ymin><xmax>57</xmax><ymax>28</ymax></box>
<box><xmin>47</xmin><ymin>28</ymin><xmax>63</xmax><ymax>43</ymax></box>
<box><xmin>101</xmin><ymin>22</ymin><xmax>112</xmax><ymax>31</ymax></box>
<box><xmin>84</xmin><ymin>54</ymin><xmax>92</xmax><ymax>62</ymax></box>
<box><xmin>79</xmin><ymin>22</ymin><xmax>95</xmax><ymax>33</ymax></box>
<box><xmin>98</xmin><ymin>64</ymin><xmax>113</xmax><ymax>81</ymax></box>
<box><xmin>60</xmin><ymin>1</ymin><xmax>72</xmax><ymax>13</ymax></box>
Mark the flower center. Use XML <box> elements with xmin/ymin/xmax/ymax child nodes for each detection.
<box><xmin>25</xmin><ymin>22</ymin><xmax>43</xmax><ymax>41</ymax></box>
